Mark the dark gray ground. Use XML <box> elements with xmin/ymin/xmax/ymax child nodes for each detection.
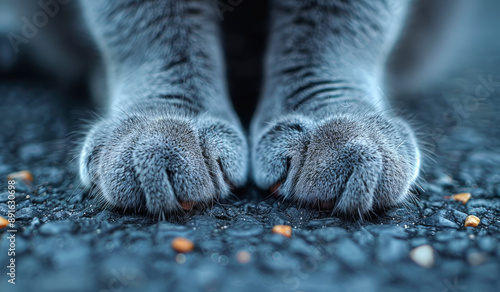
<box><xmin>1</xmin><ymin>63</ymin><xmax>500</xmax><ymax>292</ymax></box>
<box><xmin>1</xmin><ymin>2</ymin><xmax>500</xmax><ymax>291</ymax></box>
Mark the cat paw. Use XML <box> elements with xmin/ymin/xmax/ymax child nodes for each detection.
<box><xmin>252</xmin><ymin>113</ymin><xmax>420</xmax><ymax>218</ymax></box>
<box><xmin>79</xmin><ymin>112</ymin><xmax>248</xmax><ymax>217</ymax></box>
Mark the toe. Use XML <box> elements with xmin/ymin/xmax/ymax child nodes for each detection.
<box><xmin>252</xmin><ymin>115</ymin><xmax>313</xmax><ymax>191</ymax></box>
<box><xmin>295</xmin><ymin>129</ymin><xmax>383</xmax><ymax>215</ymax></box>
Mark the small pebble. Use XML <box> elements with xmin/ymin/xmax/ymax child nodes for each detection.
<box><xmin>175</xmin><ymin>253</ymin><xmax>187</xmax><ymax>264</ymax></box>
<box><xmin>464</xmin><ymin>215</ymin><xmax>480</xmax><ymax>227</ymax></box>
<box><xmin>236</xmin><ymin>251</ymin><xmax>251</xmax><ymax>264</ymax></box>
<box><xmin>410</xmin><ymin>244</ymin><xmax>435</xmax><ymax>268</ymax></box>
<box><xmin>272</xmin><ymin>225</ymin><xmax>292</xmax><ymax>238</ymax></box>
<box><xmin>171</xmin><ymin>237</ymin><xmax>195</xmax><ymax>253</ymax></box>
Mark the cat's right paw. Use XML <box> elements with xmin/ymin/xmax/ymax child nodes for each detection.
<box><xmin>78</xmin><ymin>112</ymin><xmax>248</xmax><ymax>217</ymax></box>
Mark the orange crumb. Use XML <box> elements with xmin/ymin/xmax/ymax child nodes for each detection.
<box><xmin>171</xmin><ymin>237</ymin><xmax>195</xmax><ymax>253</ymax></box>
<box><xmin>7</xmin><ymin>170</ymin><xmax>33</xmax><ymax>184</ymax></box>
<box><xmin>272</xmin><ymin>225</ymin><xmax>292</xmax><ymax>238</ymax></box>
<box><xmin>452</xmin><ymin>193</ymin><xmax>471</xmax><ymax>204</ymax></box>
<box><xmin>0</xmin><ymin>216</ymin><xmax>8</xmax><ymax>229</ymax></box>
<box><xmin>464</xmin><ymin>215</ymin><xmax>480</xmax><ymax>227</ymax></box>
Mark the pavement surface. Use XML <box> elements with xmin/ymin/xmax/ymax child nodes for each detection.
<box><xmin>1</xmin><ymin>2</ymin><xmax>500</xmax><ymax>292</ymax></box>
<box><xmin>1</xmin><ymin>63</ymin><xmax>500</xmax><ymax>292</ymax></box>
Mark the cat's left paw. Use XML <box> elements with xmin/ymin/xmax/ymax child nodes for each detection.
<box><xmin>252</xmin><ymin>113</ymin><xmax>420</xmax><ymax>218</ymax></box>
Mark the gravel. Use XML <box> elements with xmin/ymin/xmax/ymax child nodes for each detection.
<box><xmin>1</xmin><ymin>37</ymin><xmax>500</xmax><ymax>292</ymax></box>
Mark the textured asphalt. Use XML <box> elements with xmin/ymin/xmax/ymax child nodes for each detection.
<box><xmin>0</xmin><ymin>61</ymin><xmax>500</xmax><ymax>292</ymax></box>
<box><xmin>1</xmin><ymin>2</ymin><xmax>500</xmax><ymax>291</ymax></box>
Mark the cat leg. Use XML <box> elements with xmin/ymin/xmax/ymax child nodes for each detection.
<box><xmin>78</xmin><ymin>0</ymin><xmax>247</xmax><ymax>217</ymax></box>
<box><xmin>251</xmin><ymin>0</ymin><xmax>419</xmax><ymax>218</ymax></box>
